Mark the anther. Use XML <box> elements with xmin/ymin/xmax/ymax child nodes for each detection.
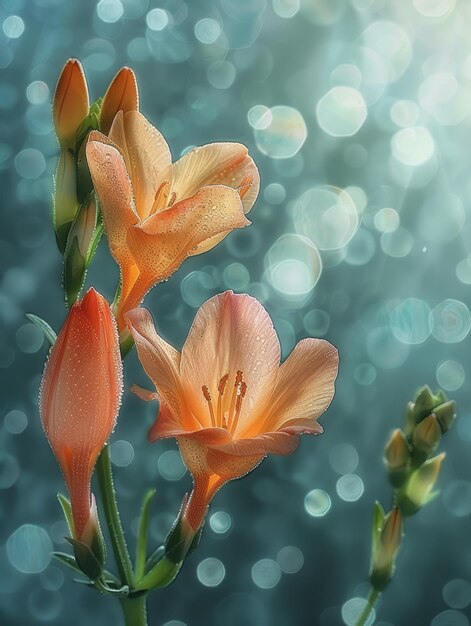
<box><xmin>167</xmin><ymin>191</ymin><xmax>177</xmax><ymax>207</ymax></box>
<box><xmin>202</xmin><ymin>385</ymin><xmax>216</xmax><ymax>427</ymax></box>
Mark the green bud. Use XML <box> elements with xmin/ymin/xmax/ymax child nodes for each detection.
<box><xmin>384</xmin><ymin>429</ymin><xmax>410</xmax><ymax>487</ymax></box>
<box><xmin>404</xmin><ymin>401</ymin><xmax>416</xmax><ymax>437</ymax></box>
<box><xmin>53</xmin><ymin>151</ymin><xmax>80</xmax><ymax>254</ymax></box>
<box><xmin>135</xmin><ymin>555</ymin><xmax>182</xmax><ymax>591</ymax></box>
<box><xmin>412</xmin><ymin>386</ymin><xmax>435</xmax><ymax>422</ymax></box>
<box><xmin>67</xmin><ymin>537</ymin><xmax>103</xmax><ymax>581</ymax></box>
<box><xmin>434</xmin><ymin>401</ymin><xmax>456</xmax><ymax>433</ymax></box>
<box><xmin>370</xmin><ymin>508</ymin><xmax>403</xmax><ymax>591</ymax></box>
<box><xmin>412</xmin><ymin>414</ymin><xmax>441</xmax><ymax>465</ymax></box>
<box><xmin>397</xmin><ymin>453</ymin><xmax>445</xmax><ymax>516</ymax></box>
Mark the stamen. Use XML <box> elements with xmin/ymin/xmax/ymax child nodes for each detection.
<box><xmin>228</xmin><ymin>371</ymin><xmax>243</xmax><ymax>431</ymax></box>
<box><xmin>202</xmin><ymin>385</ymin><xmax>216</xmax><ymax>427</ymax></box>
<box><xmin>217</xmin><ymin>374</ymin><xmax>229</xmax><ymax>428</ymax></box>
<box><xmin>238</xmin><ymin>175</ymin><xmax>253</xmax><ymax>199</ymax></box>
<box><xmin>167</xmin><ymin>191</ymin><xmax>177</xmax><ymax>208</ymax></box>
<box><xmin>230</xmin><ymin>382</ymin><xmax>247</xmax><ymax>435</ymax></box>
<box><xmin>152</xmin><ymin>180</ymin><xmax>170</xmax><ymax>213</ymax></box>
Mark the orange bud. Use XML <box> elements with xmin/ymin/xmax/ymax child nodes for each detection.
<box><xmin>100</xmin><ymin>67</ymin><xmax>139</xmax><ymax>135</ymax></box>
<box><xmin>39</xmin><ymin>288</ymin><xmax>122</xmax><ymax>541</ymax></box>
<box><xmin>53</xmin><ymin>59</ymin><xmax>89</xmax><ymax>148</ymax></box>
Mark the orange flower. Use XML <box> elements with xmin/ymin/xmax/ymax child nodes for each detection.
<box><xmin>126</xmin><ymin>291</ymin><xmax>338</xmax><ymax>532</ymax></box>
<box><xmin>86</xmin><ymin>112</ymin><xmax>259</xmax><ymax>332</ymax></box>
<box><xmin>40</xmin><ymin>288</ymin><xmax>123</xmax><ymax>542</ymax></box>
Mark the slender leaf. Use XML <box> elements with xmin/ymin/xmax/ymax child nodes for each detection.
<box><xmin>135</xmin><ymin>489</ymin><xmax>156</xmax><ymax>580</ymax></box>
<box><xmin>52</xmin><ymin>552</ymin><xmax>82</xmax><ymax>575</ymax></box>
<box><xmin>57</xmin><ymin>493</ymin><xmax>74</xmax><ymax>536</ymax></box>
<box><xmin>25</xmin><ymin>314</ymin><xmax>57</xmax><ymax>347</ymax></box>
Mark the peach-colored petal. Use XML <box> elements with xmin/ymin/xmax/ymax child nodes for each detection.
<box><xmin>53</xmin><ymin>59</ymin><xmax>89</xmax><ymax>147</ymax></box>
<box><xmin>130</xmin><ymin>384</ymin><xmax>158</xmax><ymax>402</ymax></box>
<box><xmin>109</xmin><ymin>111</ymin><xmax>171</xmax><ymax>221</ymax></box>
<box><xmin>170</xmin><ymin>142</ymin><xmax>260</xmax><ymax>213</ymax></box>
<box><xmin>125</xmin><ymin>307</ymin><xmax>202</xmax><ymax>433</ymax></box>
<box><xmin>180</xmin><ymin>291</ymin><xmax>280</xmax><ymax>432</ymax></box>
<box><xmin>248</xmin><ymin>338</ymin><xmax>338</xmax><ymax>437</ymax></box>
<box><xmin>124</xmin><ymin>186</ymin><xmax>250</xmax><ymax>310</ymax></box>
<box><xmin>100</xmin><ymin>67</ymin><xmax>139</xmax><ymax>136</ymax></box>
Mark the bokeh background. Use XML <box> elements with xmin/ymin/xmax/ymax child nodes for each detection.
<box><xmin>2</xmin><ymin>0</ymin><xmax>471</xmax><ymax>624</ymax></box>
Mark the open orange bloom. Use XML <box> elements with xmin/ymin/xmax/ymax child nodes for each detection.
<box><xmin>86</xmin><ymin>112</ymin><xmax>259</xmax><ymax>332</ymax></box>
<box><xmin>126</xmin><ymin>291</ymin><xmax>338</xmax><ymax>532</ymax></box>
<box><xmin>40</xmin><ymin>288</ymin><xmax>123</xmax><ymax>542</ymax></box>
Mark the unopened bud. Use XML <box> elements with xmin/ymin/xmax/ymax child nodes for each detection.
<box><xmin>412</xmin><ymin>386</ymin><xmax>435</xmax><ymax>422</ymax></box>
<box><xmin>67</xmin><ymin>496</ymin><xmax>105</xmax><ymax>580</ymax></box>
<box><xmin>384</xmin><ymin>429</ymin><xmax>410</xmax><ymax>487</ymax></box>
<box><xmin>53</xmin><ymin>151</ymin><xmax>80</xmax><ymax>254</ymax></box>
<box><xmin>100</xmin><ymin>67</ymin><xmax>139</xmax><ymax>135</ymax></box>
<box><xmin>434</xmin><ymin>401</ymin><xmax>456</xmax><ymax>434</ymax></box>
<box><xmin>412</xmin><ymin>414</ymin><xmax>441</xmax><ymax>464</ymax></box>
<box><xmin>53</xmin><ymin>59</ymin><xmax>89</xmax><ymax>149</ymax></box>
<box><xmin>397</xmin><ymin>453</ymin><xmax>445</xmax><ymax>516</ymax></box>
<box><xmin>370</xmin><ymin>508</ymin><xmax>403</xmax><ymax>591</ymax></box>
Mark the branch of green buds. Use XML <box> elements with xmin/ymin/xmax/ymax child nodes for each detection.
<box><xmin>353</xmin><ymin>386</ymin><xmax>457</xmax><ymax>626</ymax></box>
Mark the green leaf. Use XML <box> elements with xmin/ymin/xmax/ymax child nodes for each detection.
<box><xmin>25</xmin><ymin>314</ymin><xmax>57</xmax><ymax>347</ymax></box>
<box><xmin>52</xmin><ymin>552</ymin><xmax>82</xmax><ymax>575</ymax></box>
<box><xmin>57</xmin><ymin>493</ymin><xmax>74</xmax><ymax>536</ymax></box>
<box><xmin>135</xmin><ymin>489</ymin><xmax>156</xmax><ymax>580</ymax></box>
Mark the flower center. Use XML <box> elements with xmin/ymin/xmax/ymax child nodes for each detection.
<box><xmin>152</xmin><ymin>181</ymin><xmax>177</xmax><ymax>214</ymax></box>
<box><xmin>201</xmin><ymin>371</ymin><xmax>247</xmax><ymax>434</ymax></box>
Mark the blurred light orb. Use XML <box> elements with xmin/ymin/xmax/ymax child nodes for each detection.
<box><xmin>361</xmin><ymin>21</ymin><xmax>412</xmax><ymax>82</ymax></box>
<box><xmin>276</xmin><ymin>546</ymin><xmax>304</xmax><ymax>573</ymax></box>
<box><xmin>414</xmin><ymin>0</ymin><xmax>456</xmax><ymax>17</ymax></box>
<box><xmin>97</xmin><ymin>0</ymin><xmax>123</xmax><ymax>22</ymax></box>
<box><xmin>346</xmin><ymin>186</ymin><xmax>367</xmax><ymax>213</ymax></box>
<box><xmin>330</xmin><ymin>64</ymin><xmax>362</xmax><ymax>90</ymax></box>
<box><xmin>251</xmin><ymin>559</ymin><xmax>282</xmax><ymax>589</ymax></box>
<box><xmin>181</xmin><ymin>270</ymin><xmax>216</xmax><ymax>307</ymax></box>
<box><xmin>26</xmin><ymin>81</ymin><xmax>49</xmax><ymax>105</ymax></box>
<box><xmin>28</xmin><ymin>589</ymin><xmax>63</xmax><ymax>622</ymax></box>
<box><xmin>254</xmin><ymin>106</ymin><xmax>307</xmax><ymax>158</ymax></box>
<box><xmin>418</xmin><ymin>193</ymin><xmax>464</xmax><ymax>244</ymax></box>
<box><xmin>210</xmin><ymin>511</ymin><xmax>232</xmax><ymax>534</ymax></box>
<box><xmin>293</xmin><ymin>186</ymin><xmax>359</xmax><ymax>251</ymax></box>
<box><xmin>3</xmin><ymin>15</ymin><xmax>24</xmax><ymax>38</ymax></box>
<box><xmin>443</xmin><ymin>579</ymin><xmax>471</xmax><ymax>610</ymax></box>
<box><xmin>197</xmin><ymin>557</ymin><xmax>226</xmax><ymax>587</ymax></box>
<box><xmin>431</xmin><ymin>299</ymin><xmax>471</xmax><ymax>343</ymax></box>
<box><xmin>248</xmin><ymin>105</ymin><xmax>272</xmax><ymax>130</ymax></box>
<box><xmin>226</xmin><ymin>228</ymin><xmax>262</xmax><ymax>259</ymax></box>
<box><xmin>265</xmin><ymin>234</ymin><xmax>322</xmax><ymax>297</ymax></box>
<box><xmin>146</xmin><ymin>8</ymin><xmax>169</xmax><ymax>30</ymax></box>
<box><xmin>4</xmin><ymin>409</ymin><xmax>28</xmax><ymax>434</ymax></box>
<box><xmin>342</xmin><ymin>598</ymin><xmax>376</xmax><ymax>626</ymax></box>
<box><xmin>329</xmin><ymin>444</ymin><xmax>359</xmax><ymax>475</ymax></box>
<box><xmin>380</xmin><ymin>227</ymin><xmax>413</xmax><ymax>258</ymax></box>
<box><xmin>345</xmin><ymin>228</ymin><xmax>376</xmax><ymax>266</ymax></box>
<box><xmin>300</xmin><ymin>0</ymin><xmax>345</xmax><ymax>25</ymax></box>
<box><xmin>436</xmin><ymin>360</ymin><xmax>465</xmax><ymax>391</ymax></box>
<box><xmin>194</xmin><ymin>18</ymin><xmax>221</xmax><ymax>44</ymax></box>
<box><xmin>222</xmin><ymin>262</ymin><xmax>250</xmax><ymax>290</ymax></box>
<box><xmin>456</xmin><ymin>256</ymin><xmax>471</xmax><ymax>285</ymax></box>
<box><xmin>431</xmin><ymin>610</ymin><xmax>469</xmax><ymax>626</ymax></box>
<box><xmin>391</xmin><ymin>126</ymin><xmax>434</xmax><ymax>166</ymax></box>
<box><xmin>316</xmin><ymin>87</ymin><xmax>367</xmax><ymax>137</ymax></box>
<box><xmin>15</xmin><ymin>148</ymin><xmax>46</xmax><ymax>180</ymax></box>
<box><xmin>367</xmin><ymin>326</ymin><xmax>410</xmax><ymax>369</ymax></box>
<box><xmin>336</xmin><ymin>474</ymin><xmax>364</xmax><ymax>502</ymax></box>
<box><xmin>110</xmin><ymin>440</ymin><xmax>134</xmax><ymax>467</ymax></box>
<box><xmin>303</xmin><ymin>309</ymin><xmax>330</xmax><ymax>336</ymax></box>
<box><xmin>390</xmin><ymin>298</ymin><xmax>432</xmax><ymax>345</ymax></box>
<box><xmin>0</xmin><ymin>453</ymin><xmax>20</xmax><ymax>489</ymax></box>
<box><xmin>273</xmin><ymin>0</ymin><xmax>300</xmax><ymax>18</ymax></box>
<box><xmin>264</xmin><ymin>182</ymin><xmax>286</xmax><ymax>204</ymax></box>
<box><xmin>158</xmin><ymin>450</ymin><xmax>186</xmax><ymax>481</ymax></box>
<box><xmin>443</xmin><ymin>482</ymin><xmax>471</xmax><ymax>517</ymax></box>
<box><xmin>374</xmin><ymin>208</ymin><xmax>399</xmax><ymax>233</ymax></box>
<box><xmin>304</xmin><ymin>489</ymin><xmax>331</xmax><ymax>517</ymax></box>
<box><xmin>390</xmin><ymin>100</ymin><xmax>420</xmax><ymax>127</ymax></box>
<box><xmin>16</xmin><ymin>323</ymin><xmax>44</xmax><ymax>354</ymax></box>
<box><xmin>354</xmin><ymin>363</ymin><xmax>377</xmax><ymax>385</ymax></box>
<box><xmin>419</xmin><ymin>72</ymin><xmax>466</xmax><ymax>126</ymax></box>
<box><xmin>207</xmin><ymin>61</ymin><xmax>236</xmax><ymax>89</ymax></box>
<box><xmin>7</xmin><ymin>525</ymin><xmax>52</xmax><ymax>574</ymax></box>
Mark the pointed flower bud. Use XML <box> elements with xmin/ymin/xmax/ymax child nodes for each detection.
<box><xmin>40</xmin><ymin>288</ymin><xmax>123</xmax><ymax>543</ymax></box>
<box><xmin>412</xmin><ymin>414</ymin><xmax>441</xmax><ymax>463</ymax></box>
<box><xmin>53</xmin><ymin>151</ymin><xmax>80</xmax><ymax>254</ymax></box>
<box><xmin>53</xmin><ymin>59</ymin><xmax>89</xmax><ymax>149</ymax></box>
<box><xmin>384</xmin><ymin>429</ymin><xmax>410</xmax><ymax>487</ymax></box>
<box><xmin>398</xmin><ymin>453</ymin><xmax>445</xmax><ymax>517</ymax></box>
<box><xmin>412</xmin><ymin>385</ymin><xmax>435</xmax><ymax>422</ymax></box>
<box><xmin>100</xmin><ymin>67</ymin><xmax>139</xmax><ymax>135</ymax></box>
<box><xmin>370</xmin><ymin>508</ymin><xmax>403</xmax><ymax>591</ymax></box>
<box><xmin>434</xmin><ymin>400</ymin><xmax>456</xmax><ymax>434</ymax></box>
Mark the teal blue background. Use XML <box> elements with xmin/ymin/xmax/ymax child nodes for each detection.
<box><xmin>1</xmin><ymin>0</ymin><xmax>471</xmax><ymax>625</ymax></box>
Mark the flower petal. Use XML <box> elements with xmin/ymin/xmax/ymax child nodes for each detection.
<box><xmin>109</xmin><ymin>111</ymin><xmax>171</xmax><ymax>221</ymax></box>
<box><xmin>180</xmin><ymin>291</ymin><xmax>281</xmax><ymax>433</ymax></box>
<box><xmin>125</xmin><ymin>186</ymin><xmax>249</xmax><ymax>302</ymax></box>
<box><xmin>254</xmin><ymin>338</ymin><xmax>338</xmax><ymax>436</ymax></box>
<box><xmin>170</xmin><ymin>142</ymin><xmax>260</xmax><ymax>213</ymax></box>
<box><xmin>53</xmin><ymin>59</ymin><xmax>89</xmax><ymax>147</ymax></box>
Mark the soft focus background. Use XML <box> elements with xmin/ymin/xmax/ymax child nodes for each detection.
<box><xmin>2</xmin><ymin>0</ymin><xmax>471</xmax><ymax>624</ymax></box>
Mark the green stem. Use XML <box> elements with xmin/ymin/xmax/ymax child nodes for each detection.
<box><xmin>354</xmin><ymin>588</ymin><xmax>380</xmax><ymax>626</ymax></box>
<box><xmin>120</xmin><ymin>595</ymin><xmax>148</xmax><ymax>626</ymax></box>
<box><xmin>96</xmin><ymin>445</ymin><xmax>134</xmax><ymax>587</ymax></box>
